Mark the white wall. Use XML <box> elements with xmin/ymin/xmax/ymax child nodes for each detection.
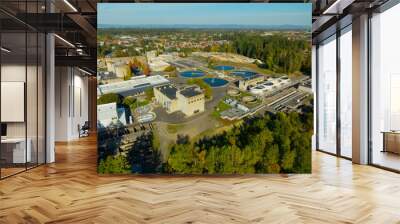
<box><xmin>1</xmin><ymin>63</ymin><xmax>46</xmax><ymax>164</ymax></box>
<box><xmin>55</xmin><ymin>66</ymin><xmax>68</xmax><ymax>141</ymax></box>
<box><xmin>72</xmin><ymin>72</ymin><xmax>89</xmax><ymax>138</ymax></box>
<box><xmin>55</xmin><ymin>67</ymin><xmax>89</xmax><ymax>141</ymax></box>
<box><xmin>1</xmin><ymin>64</ymin><xmax>26</xmax><ymax>138</ymax></box>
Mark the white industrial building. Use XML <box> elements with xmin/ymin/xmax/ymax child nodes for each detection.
<box><xmin>149</xmin><ymin>60</ymin><xmax>170</xmax><ymax>72</ymax></box>
<box><xmin>147</xmin><ymin>51</ymin><xmax>172</xmax><ymax>72</ymax></box>
<box><xmin>97</xmin><ymin>102</ymin><xmax>129</xmax><ymax>128</ymax></box>
<box><xmin>238</xmin><ymin>75</ymin><xmax>265</xmax><ymax>91</ymax></box>
<box><xmin>97</xmin><ymin>75</ymin><xmax>170</xmax><ymax>96</ymax></box>
<box><xmin>249</xmin><ymin>76</ymin><xmax>291</xmax><ymax>95</ymax></box>
<box><xmin>154</xmin><ymin>84</ymin><xmax>205</xmax><ymax>117</ymax></box>
<box><xmin>105</xmin><ymin>61</ymin><xmax>130</xmax><ymax>78</ymax></box>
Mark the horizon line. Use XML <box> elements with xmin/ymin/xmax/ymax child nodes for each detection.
<box><xmin>98</xmin><ymin>24</ymin><xmax>311</xmax><ymax>28</ymax></box>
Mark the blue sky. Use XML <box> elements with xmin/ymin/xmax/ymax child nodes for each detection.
<box><xmin>98</xmin><ymin>3</ymin><xmax>311</xmax><ymax>27</ymax></box>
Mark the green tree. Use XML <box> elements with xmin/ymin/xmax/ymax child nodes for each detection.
<box><xmin>263</xmin><ymin>144</ymin><xmax>281</xmax><ymax>173</ymax></box>
<box><xmin>167</xmin><ymin>144</ymin><xmax>196</xmax><ymax>174</ymax></box>
<box><xmin>166</xmin><ymin>110</ymin><xmax>312</xmax><ymax>174</ymax></box>
<box><xmin>230</xmin><ymin>34</ymin><xmax>310</xmax><ymax>74</ymax></box>
<box><xmin>145</xmin><ymin>88</ymin><xmax>154</xmax><ymax>101</ymax></box>
<box><xmin>164</xmin><ymin>65</ymin><xmax>176</xmax><ymax>72</ymax></box>
<box><xmin>127</xmin><ymin>133</ymin><xmax>161</xmax><ymax>173</ymax></box>
<box><xmin>97</xmin><ymin>93</ymin><xmax>122</xmax><ymax>105</ymax></box>
<box><xmin>98</xmin><ymin>155</ymin><xmax>131</xmax><ymax>174</ymax></box>
<box><xmin>98</xmin><ymin>159</ymin><xmax>106</xmax><ymax>173</ymax></box>
<box><xmin>122</xmin><ymin>96</ymin><xmax>136</xmax><ymax>107</ymax></box>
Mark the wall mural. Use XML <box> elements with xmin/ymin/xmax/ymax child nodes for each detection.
<box><xmin>97</xmin><ymin>3</ymin><xmax>313</xmax><ymax>174</ymax></box>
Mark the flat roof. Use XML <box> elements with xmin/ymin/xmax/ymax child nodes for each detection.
<box><xmin>97</xmin><ymin>102</ymin><xmax>118</xmax><ymax>122</ymax></box>
<box><xmin>97</xmin><ymin>75</ymin><xmax>169</xmax><ymax>95</ymax></box>
<box><xmin>179</xmin><ymin>86</ymin><xmax>203</xmax><ymax>98</ymax></box>
<box><xmin>157</xmin><ymin>85</ymin><xmax>177</xmax><ymax>100</ymax></box>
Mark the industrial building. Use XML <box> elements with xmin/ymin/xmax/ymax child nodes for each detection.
<box><xmin>238</xmin><ymin>74</ymin><xmax>264</xmax><ymax>91</ymax></box>
<box><xmin>177</xmin><ymin>86</ymin><xmax>205</xmax><ymax>116</ymax></box>
<box><xmin>97</xmin><ymin>75</ymin><xmax>169</xmax><ymax>96</ymax></box>
<box><xmin>249</xmin><ymin>76</ymin><xmax>291</xmax><ymax>95</ymax></box>
<box><xmin>147</xmin><ymin>51</ymin><xmax>171</xmax><ymax>72</ymax></box>
<box><xmin>153</xmin><ymin>85</ymin><xmax>179</xmax><ymax>113</ymax></box>
<box><xmin>154</xmin><ymin>84</ymin><xmax>205</xmax><ymax>117</ymax></box>
<box><xmin>97</xmin><ymin>102</ymin><xmax>129</xmax><ymax>128</ymax></box>
<box><xmin>106</xmin><ymin>61</ymin><xmax>131</xmax><ymax>78</ymax></box>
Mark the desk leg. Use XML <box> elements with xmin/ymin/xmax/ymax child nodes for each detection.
<box><xmin>382</xmin><ymin>133</ymin><xmax>386</xmax><ymax>153</ymax></box>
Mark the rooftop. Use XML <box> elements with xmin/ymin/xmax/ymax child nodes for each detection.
<box><xmin>97</xmin><ymin>75</ymin><xmax>169</xmax><ymax>95</ymax></box>
<box><xmin>97</xmin><ymin>102</ymin><xmax>117</xmax><ymax>113</ymax></box>
<box><xmin>179</xmin><ymin>86</ymin><xmax>203</xmax><ymax>98</ymax></box>
<box><xmin>157</xmin><ymin>85</ymin><xmax>178</xmax><ymax>100</ymax></box>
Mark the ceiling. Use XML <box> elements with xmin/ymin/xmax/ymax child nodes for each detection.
<box><xmin>3</xmin><ymin>0</ymin><xmax>392</xmax><ymax>73</ymax></box>
<box><xmin>0</xmin><ymin>0</ymin><xmax>97</xmax><ymax>74</ymax></box>
<box><xmin>311</xmin><ymin>0</ymin><xmax>390</xmax><ymax>43</ymax></box>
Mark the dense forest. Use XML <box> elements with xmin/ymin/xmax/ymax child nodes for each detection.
<box><xmin>234</xmin><ymin>34</ymin><xmax>310</xmax><ymax>75</ymax></box>
<box><xmin>98</xmin><ymin>29</ymin><xmax>311</xmax><ymax>75</ymax></box>
<box><xmin>165</xmin><ymin>111</ymin><xmax>312</xmax><ymax>174</ymax></box>
<box><xmin>98</xmin><ymin>109</ymin><xmax>313</xmax><ymax>174</ymax></box>
<box><xmin>209</xmin><ymin>34</ymin><xmax>311</xmax><ymax>75</ymax></box>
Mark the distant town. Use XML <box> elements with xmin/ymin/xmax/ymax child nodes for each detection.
<box><xmin>97</xmin><ymin>28</ymin><xmax>313</xmax><ymax>174</ymax></box>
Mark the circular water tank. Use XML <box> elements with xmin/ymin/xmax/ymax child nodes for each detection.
<box><xmin>203</xmin><ymin>78</ymin><xmax>229</xmax><ymax>88</ymax></box>
<box><xmin>227</xmin><ymin>89</ymin><xmax>240</xmax><ymax>96</ymax></box>
<box><xmin>137</xmin><ymin>112</ymin><xmax>156</xmax><ymax>123</ymax></box>
<box><xmin>242</xmin><ymin>95</ymin><xmax>257</xmax><ymax>103</ymax></box>
<box><xmin>180</xmin><ymin>70</ymin><xmax>205</xmax><ymax>78</ymax></box>
<box><xmin>214</xmin><ymin>65</ymin><xmax>234</xmax><ymax>71</ymax></box>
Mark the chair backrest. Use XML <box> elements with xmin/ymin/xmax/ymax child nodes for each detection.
<box><xmin>82</xmin><ymin>121</ymin><xmax>90</xmax><ymax>129</ymax></box>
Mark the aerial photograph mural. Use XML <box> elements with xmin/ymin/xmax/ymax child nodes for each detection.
<box><xmin>97</xmin><ymin>3</ymin><xmax>313</xmax><ymax>174</ymax></box>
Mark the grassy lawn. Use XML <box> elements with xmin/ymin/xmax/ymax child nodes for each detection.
<box><xmin>212</xmin><ymin>100</ymin><xmax>232</xmax><ymax>118</ymax></box>
<box><xmin>167</xmin><ymin>71</ymin><xmax>178</xmax><ymax>77</ymax></box>
<box><xmin>152</xmin><ymin>128</ymin><xmax>161</xmax><ymax>149</ymax></box>
<box><xmin>192</xmin><ymin>119</ymin><xmax>243</xmax><ymax>143</ymax></box>
<box><xmin>229</xmin><ymin>91</ymin><xmax>252</xmax><ymax>102</ymax></box>
<box><xmin>167</xmin><ymin>124</ymin><xmax>186</xmax><ymax>134</ymax></box>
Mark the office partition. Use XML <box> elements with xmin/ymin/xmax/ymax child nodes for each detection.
<box><xmin>0</xmin><ymin>1</ymin><xmax>47</xmax><ymax>179</ymax></box>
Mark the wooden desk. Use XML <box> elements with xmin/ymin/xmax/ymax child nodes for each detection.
<box><xmin>382</xmin><ymin>131</ymin><xmax>400</xmax><ymax>154</ymax></box>
<box><xmin>1</xmin><ymin>138</ymin><xmax>31</xmax><ymax>163</ymax></box>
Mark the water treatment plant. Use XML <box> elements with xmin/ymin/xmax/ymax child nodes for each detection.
<box><xmin>96</xmin><ymin>26</ymin><xmax>313</xmax><ymax>176</ymax></box>
<box><xmin>98</xmin><ymin>51</ymin><xmax>311</xmax><ymax>128</ymax></box>
<box><xmin>214</xmin><ymin>65</ymin><xmax>234</xmax><ymax>71</ymax></box>
<box><xmin>203</xmin><ymin>77</ymin><xmax>229</xmax><ymax>88</ymax></box>
<box><xmin>180</xmin><ymin>70</ymin><xmax>206</xmax><ymax>78</ymax></box>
